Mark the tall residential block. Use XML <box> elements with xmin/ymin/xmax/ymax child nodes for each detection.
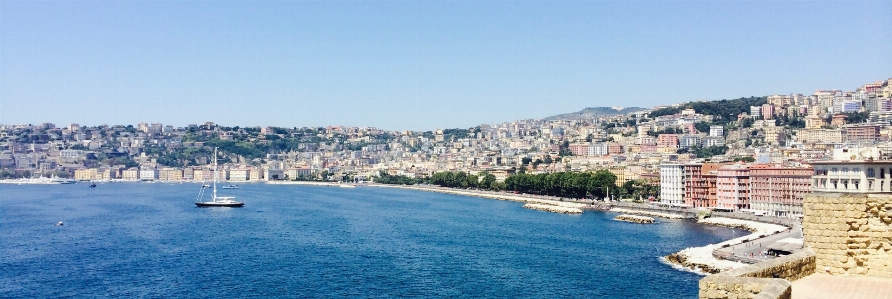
<box><xmin>660</xmin><ymin>164</ymin><xmax>685</xmax><ymax>205</ymax></box>
<box><xmin>716</xmin><ymin>163</ymin><xmax>750</xmax><ymax>210</ymax></box>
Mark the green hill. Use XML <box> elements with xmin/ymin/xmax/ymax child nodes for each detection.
<box><xmin>648</xmin><ymin>96</ymin><xmax>767</xmax><ymax>124</ymax></box>
<box><xmin>543</xmin><ymin>106</ymin><xmax>646</xmax><ymax>121</ymax></box>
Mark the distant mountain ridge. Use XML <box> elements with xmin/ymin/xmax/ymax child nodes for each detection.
<box><xmin>543</xmin><ymin>106</ymin><xmax>646</xmax><ymax>121</ymax></box>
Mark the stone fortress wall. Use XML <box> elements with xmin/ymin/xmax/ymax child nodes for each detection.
<box><xmin>699</xmin><ymin>192</ymin><xmax>892</xmax><ymax>298</ymax></box>
<box><xmin>699</xmin><ymin>250</ymin><xmax>815</xmax><ymax>299</ymax></box>
<box><xmin>803</xmin><ymin>193</ymin><xmax>892</xmax><ymax>277</ymax></box>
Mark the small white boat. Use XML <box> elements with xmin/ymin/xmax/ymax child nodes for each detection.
<box><xmin>338</xmin><ymin>184</ymin><xmax>356</xmax><ymax>188</ymax></box>
<box><xmin>55</xmin><ymin>221</ymin><xmax>64</xmax><ymax>226</ymax></box>
<box><xmin>221</xmin><ymin>185</ymin><xmax>239</xmax><ymax>189</ymax></box>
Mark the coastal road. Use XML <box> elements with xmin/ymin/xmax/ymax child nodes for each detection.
<box><xmin>714</xmin><ymin>221</ymin><xmax>803</xmax><ymax>264</ymax></box>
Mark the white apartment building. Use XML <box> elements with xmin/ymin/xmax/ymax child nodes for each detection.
<box><xmin>587</xmin><ymin>143</ymin><xmax>609</xmax><ymax>156</ymax></box>
<box><xmin>710</xmin><ymin>125</ymin><xmax>724</xmax><ymax>137</ymax></box>
<box><xmin>139</xmin><ymin>169</ymin><xmax>158</xmax><ymax>181</ymax></box>
<box><xmin>660</xmin><ymin>164</ymin><xmax>685</xmax><ymax>205</ymax></box>
<box><xmin>812</xmin><ymin>160</ymin><xmax>892</xmax><ymax>193</ymax></box>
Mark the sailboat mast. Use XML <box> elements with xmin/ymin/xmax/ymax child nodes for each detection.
<box><xmin>213</xmin><ymin>147</ymin><xmax>218</xmax><ymax>201</ymax></box>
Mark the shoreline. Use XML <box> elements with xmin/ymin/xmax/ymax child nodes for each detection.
<box><xmin>663</xmin><ymin>217</ymin><xmax>788</xmax><ymax>274</ymax></box>
<box><xmin>366</xmin><ymin>184</ymin><xmax>590</xmax><ymax>210</ymax></box>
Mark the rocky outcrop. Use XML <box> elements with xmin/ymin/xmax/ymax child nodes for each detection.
<box><xmin>523</xmin><ymin>203</ymin><xmax>583</xmax><ymax>214</ymax></box>
<box><xmin>666</xmin><ymin>251</ymin><xmax>726</xmax><ymax>274</ymax></box>
<box><xmin>614</xmin><ymin>214</ymin><xmax>655</xmax><ymax>224</ymax></box>
<box><xmin>610</xmin><ymin>207</ymin><xmax>685</xmax><ymax>219</ymax></box>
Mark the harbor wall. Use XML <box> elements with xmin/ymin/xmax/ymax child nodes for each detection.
<box><xmin>698</xmin><ymin>250</ymin><xmax>815</xmax><ymax>299</ymax></box>
<box><xmin>610</xmin><ymin>202</ymin><xmax>697</xmax><ymax>218</ymax></box>
<box><xmin>803</xmin><ymin>192</ymin><xmax>892</xmax><ymax>277</ymax></box>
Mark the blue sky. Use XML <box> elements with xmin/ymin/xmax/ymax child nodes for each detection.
<box><xmin>2</xmin><ymin>1</ymin><xmax>890</xmax><ymax>131</ymax></box>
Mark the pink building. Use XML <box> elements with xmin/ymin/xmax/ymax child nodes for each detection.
<box><xmin>607</xmin><ymin>143</ymin><xmax>623</xmax><ymax>155</ymax></box>
<box><xmin>569</xmin><ymin>143</ymin><xmax>589</xmax><ymax>156</ymax></box>
<box><xmin>761</xmin><ymin>104</ymin><xmax>775</xmax><ymax>120</ymax></box>
<box><xmin>657</xmin><ymin>134</ymin><xmax>679</xmax><ymax>148</ymax></box>
<box><xmin>716</xmin><ymin>163</ymin><xmax>750</xmax><ymax>210</ymax></box>
<box><xmin>748</xmin><ymin>164</ymin><xmax>812</xmax><ymax>217</ymax></box>
<box><xmin>684</xmin><ymin>163</ymin><xmax>725</xmax><ymax>208</ymax></box>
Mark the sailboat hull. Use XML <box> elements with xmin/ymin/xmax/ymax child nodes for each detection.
<box><xmin>195</xmin><ymin>202</ymin><xmax>244</xmax><ymax>207</ymax></box>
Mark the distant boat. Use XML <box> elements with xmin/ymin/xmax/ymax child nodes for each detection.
<box><xmin>202</xmin><ymin>183</ymin><xmax>211</xmax><ymax>188</ymax></box>
<box><xmin>53</xmin><ymin>178</ymin><xmax>76</xmax><ymax>184</ymax></box>
<box><xmin>195</xmin><ymin>148</ymin><xmax>244</xmax><ymax>208</ymax></box>
<box><xmin>338</xmin><ymin>184</ymin><xmax>356</xmax><ymax>188</ymax></box>
<box><xmin>54</xmin><ymin>221</ymin><xmax>64</xmax><ymax>226</ymax></box>
<box><xmin>89</xmin><ymin>182</ymin><xmax>97</xmax><ymax>188</ymax></box>
<box><xmin>221</xmin><ymin>185</ymin><xmax>239</xmax><ymax>189</ymax></box>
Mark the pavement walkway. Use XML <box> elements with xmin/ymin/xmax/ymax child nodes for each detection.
<box><xmin>792</xmin><ymin>274</ymin><xmax>892</xmax><ymax>299</ymax></box>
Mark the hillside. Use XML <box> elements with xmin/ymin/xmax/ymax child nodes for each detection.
<box><xmin>648</xmin><ymin>96</ymin><xmax>766</xmax><ymax>124</ymax></box>
<box><xmin>543</xmin><ymin>106</ymin><xmax>646</xmax><ymax>121</ymax></box>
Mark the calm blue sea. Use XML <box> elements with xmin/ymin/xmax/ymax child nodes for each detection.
<box><xmin>1</xmin><ymin>183</ymin><xmax>743</xmax><ymax>298</ymax></box>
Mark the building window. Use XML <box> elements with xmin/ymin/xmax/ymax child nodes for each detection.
<box><xmin>868</xmin><ymin>168</ymin><xmax>876</xmax><ymax>178</ymax></box>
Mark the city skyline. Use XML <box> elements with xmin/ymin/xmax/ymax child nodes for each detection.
<box><xmin>2</xmin><ymin>1</ymin><xmax>891</xmax><ymax>131</ymax></box>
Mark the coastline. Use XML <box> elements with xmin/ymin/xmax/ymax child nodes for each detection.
<box><xmin>664</xmin><ymin>217</ymin><xmax>788</xmax><ymax>274</ymax></box>
<box><xmin>370</xmin><ymin>184</ymin><xmax>792</xmax><ymax>276</ymax></box>
<box><xmin>265</xmin><ymin>181</ymin><xmax>343</xmax><ymax>187</ymax></box>
<box><xmin>367</xmin><ymin>184</ymin><xmax>590</xmax><ymax>209</ymax></box>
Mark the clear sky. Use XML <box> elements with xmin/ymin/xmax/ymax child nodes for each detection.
<box><xmin>2</xmin><ymin>1</ymin><xmax>890</xmax><ymax>131</ymax></box>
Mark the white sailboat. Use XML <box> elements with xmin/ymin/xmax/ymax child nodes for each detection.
<box><xmin>195</xmin><ymin>147</ymin><xmax>244</xmax><ymax>207</ymax></box>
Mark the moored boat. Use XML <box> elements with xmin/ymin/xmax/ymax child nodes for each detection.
<box><xmin>195</xmin><ymin>148</ymin><xmax>244</xmax><ymax>208</ymax></box>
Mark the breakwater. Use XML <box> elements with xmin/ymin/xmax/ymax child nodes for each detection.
<box><xmin>523</xmin><ymin>203</ymin><xmax>583</xmax><ymax>214</ymax></box>
<box><xmin>614</xmin><ymin>214</ymin><xmax>655</xmax><ymax>224</ymax></box>
<box><xmin>610</xmin><ymin>207</ymin><xmax>687</xmax><ymax>219</ymax></box>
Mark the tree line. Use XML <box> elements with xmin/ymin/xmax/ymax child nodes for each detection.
<box><xmin>376</xmin><ymin>169</ymin><xmax>663</xmax><ymax>202</ymax></box>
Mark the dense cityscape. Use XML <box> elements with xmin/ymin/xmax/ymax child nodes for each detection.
<box><xmin>3</xmin><ymin>77</ymin><xmax>891</xmax><ymax>219</ymax></box>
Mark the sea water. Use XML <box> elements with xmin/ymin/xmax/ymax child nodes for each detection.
<box><xmin>1</xmin><ymin>183</ymin><xmax>744</xmax><ymax>298</ymax></box>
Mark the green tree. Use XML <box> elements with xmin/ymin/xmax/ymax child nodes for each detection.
<box><xmin>589</xmin><ymin>170</ymin><xmax>617</xmax><ymax>199</ymax></box>
<box><xmin>479</xmin><ymin>171</ymin><xmax>496</xmax><ymax>189</ymax></box>
<box><xmin>734</xmin><ymin>156</ymin><xmax>756</xmax><ymax>163</ymax></box>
